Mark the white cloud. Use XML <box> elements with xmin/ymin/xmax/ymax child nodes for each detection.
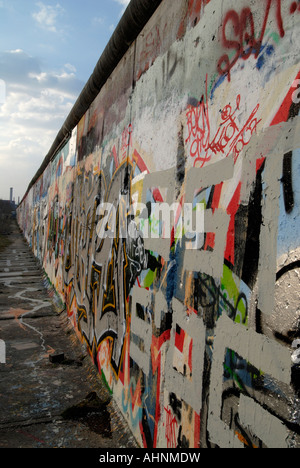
<box><xmin>114</xmin><ymin>0</ymin><xmax>130</xmax><ymax>6</ymax></box>
<box><xmin>64</xmin><ymin>63</ymin><xmax>76</xmax><ymax>74</ymax></box>
<box><xmin>32</xmin><ymin>2</ymin><xmax>64</xmax><ymax>33</ymax></box>
<box><xmin>0</xmin><ymin>49</ymin><xmax>83</xmax><ymax>200</ymax></box>
<box><xmin>92</xmin><ymin>16</ymin><xmax>105</xmax><ymax>26</ymax></box>
<box><xmin>112</xmin><ymin>0</ymin><xmax>130</xmax><ymax>15</ymax></box>
<box><xmin>109</xmin><ymin>0</ymin><xmax>130</xmax><ymax>28</ymax></box>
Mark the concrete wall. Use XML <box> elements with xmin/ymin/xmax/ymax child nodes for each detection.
<box><xmin>17</xmin><ymin>0</ymin><xmax>300</xmax><ymax>448</ymax></box>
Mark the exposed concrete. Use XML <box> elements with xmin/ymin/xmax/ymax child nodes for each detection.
<box><xmin>0</xmin><ymin>221</ymin><xmax>137</xmax><ymax>448</ymax></box>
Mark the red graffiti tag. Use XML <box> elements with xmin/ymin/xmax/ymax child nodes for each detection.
<box><xmin>218</xmin><ymin>0</ymin><xmax>285</xmax><ymax>81</ymax></box>
<box><xmin>137</xmin><ymin>24</ymin><xmax>167</xmax><ymax>79</ymax></box>
<box><xmin>164</xmin><ymin>406</ymin><xmax>178</xmax><ymax>448</ymax></box>
<box><xmin>185</xmin><ymin>79</ymin><xmax>261</xmax><ymax>167</ymax></box>
<box><xmin>290</xmin><ymin>1</ymin><xmax>300</xmax><ymax>14</ymax></box>
<box><xmin>177</xmin><ymin>0</ymin><xmax>211</xmax><ymax>38</ymax></box>
<box><xmin>121</xmin><ymin>124</ymin><xmax>133</xmax><ymax>160</ymax></box>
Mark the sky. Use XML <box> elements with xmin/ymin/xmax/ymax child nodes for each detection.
<box><xmin>0</xmin><ymin>0</ymin><xmax>130</xmax><ymax>202</ymax></box>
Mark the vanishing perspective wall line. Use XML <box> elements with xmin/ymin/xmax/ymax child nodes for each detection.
<box><xmin>17</xmin><ymin>0</ymin><xmax>300</xmax><ymax>448</ymax></box>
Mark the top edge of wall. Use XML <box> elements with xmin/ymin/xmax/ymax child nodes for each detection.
<box><xmin>21</xmin><ymin>0</ymin><xmax>163</xmax><ymax>204</ymax></box>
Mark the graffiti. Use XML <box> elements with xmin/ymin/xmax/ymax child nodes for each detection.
<box><xmin>126</xmin><ymin>116</ymin><xmax>299</xmax><ymax>446</ymax></box>
<box><xmin>61</xmin><ymin>159</ymin><xmax>162</xmax><ymax>375</ymax></box>
<box><xmin>292</xmin><ymin>340</ymin><xmax>300</xmax><ymax>365</ymax></box>
<box><xmin>185</xmin><ymin>80</ymin><xmax>261</xmax><ymax>166</ymax></box>
<box><xmin>218</xmin><ymin>0</ymin><xmax>285</xmax><ymax>81</ymax></box>
<box><xmin>19</xmin><ymin>118</ymin><xmax>300</xmax><ymax>448</ymax></box>
<box><xmin>177</xmin><ymin>0</ymin><xmax>212</xmax><ymax>38</ymax></box>
<box><xmin>164</xmin><ymin>406</ymin><xmax>178</xmax><ymax>448</ymax></box>
<box><xmin>208</xmin><ymin>314</ymin><xmax>291</xmax><ymax>448</ymax></box>
<box><xmin>137</xmin><ymin>24</ymin><xmax>168</xmax><ymax>79</ymax></box>
<box><xmin>152</xmin><ymin>48</ymin><xmax>185</xmax><ymax>102</ymax></box>
<box><xmin>121</xmin><ymin>124</ymin><xmax>133</xmax><ymax>160</ymax></box>
<box><xmin>17</xmin><ymin>0</ymin><xmax>300</xmax><ymax>450</ymax></box>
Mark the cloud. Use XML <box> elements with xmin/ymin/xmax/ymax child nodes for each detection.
<box><xmin>112</xmin><ymin>0</ymin><xmax>130</xmax><ymax>15</ymax></box>
<box><xmin>113</xmin><ymin>0</ymin><xmax>130</xmax><ymax>6</ymax></box>
<box><xmin>0</xmin><ymin>49</ymin><xmax>82</xmax><ymax>98</ymax></box>
<box><xmin>0</xmin><ymin>49</ymin><xmax>41</xmax><ymax>85</ymax></box>
<box><xmin>32</xmin><ymin>2</ymin><xmax>64</xmax><ymax>33</ymax></box>
<box><xmin>0</xmin><ymin>49</ymin><xmax>84</xmax><ymax>200</ymax></box>
<box><xmin>92</xmin><ymin>16</ymin><xmax>105</xmax><ymax>26</ymax></box>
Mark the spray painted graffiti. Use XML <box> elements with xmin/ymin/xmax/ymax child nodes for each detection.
<box><xmin>217</xmin><ymin>0</ymin><xmax>300</xmax><ymax>82</ymax></box>
<box><xmin>17</xmin><ymin>0</ymin><xmax>300</xmax><ymax>449</ymax></box>
<box><xmin>185</xmin><ymin>84</ymin><xmax>261</xmax><ymax>167</ymax></box>
<box><xmin>217</xmin><ymin>0</ymin><xmax>285</xmax><ymax>81</ymax></box>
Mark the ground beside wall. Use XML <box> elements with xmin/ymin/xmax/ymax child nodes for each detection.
<box><xmin>17</xmin><ymin>0</ymin><xmax>300</xmax><ymax>448</ymax></box>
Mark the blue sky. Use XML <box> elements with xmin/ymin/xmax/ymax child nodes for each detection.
<box><xmin>0</xmin><ymin>0</ymin><xmax>130</xmax><ymax>201</ymax></box>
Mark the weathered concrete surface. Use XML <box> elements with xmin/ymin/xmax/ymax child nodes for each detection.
<box><xmin>0</xmin><ymin>221</ymin><xmax>138</xmax><ymax>448</ymax></box>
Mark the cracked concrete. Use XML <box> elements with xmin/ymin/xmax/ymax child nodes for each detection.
<box><xmin>0</xmin><ymin>221</ymin><xmax>138</xmax><ymax>448</ymax></box>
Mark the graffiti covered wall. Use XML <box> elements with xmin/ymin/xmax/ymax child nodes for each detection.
<box><xmin>17</xmin><ymin>0</ymin><xmax>300</xmax><ymax>448</ymax></box>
